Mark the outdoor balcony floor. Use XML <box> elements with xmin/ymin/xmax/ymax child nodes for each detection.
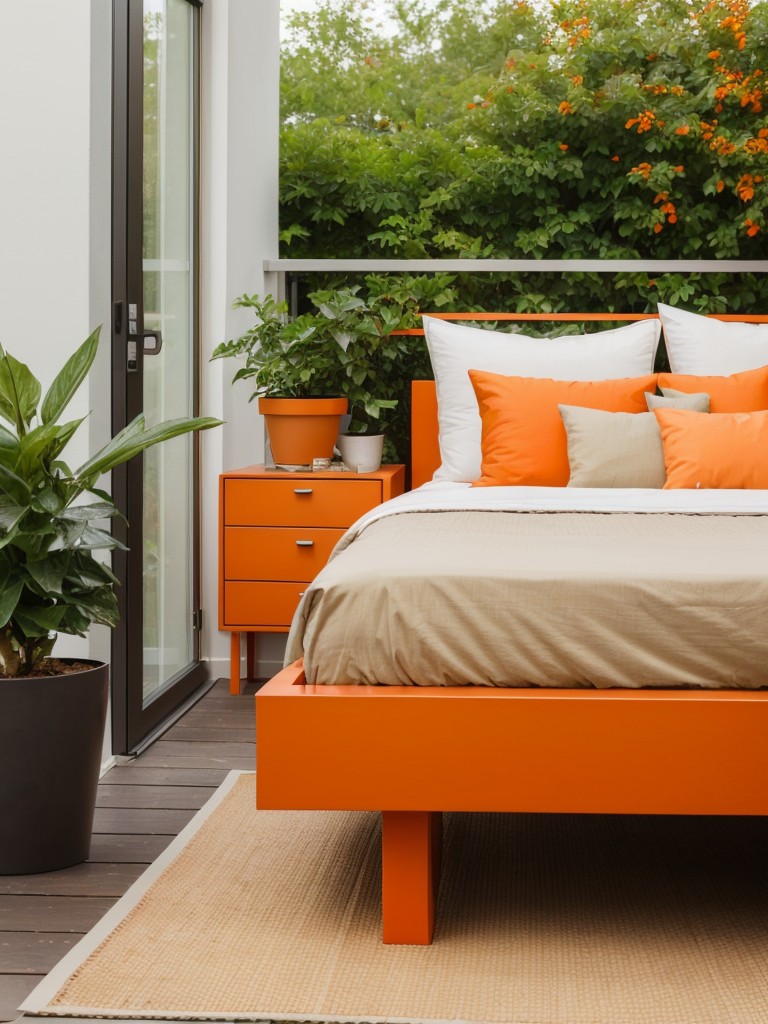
<box><xmin>0</xmin><ymin>677</ymin><xmax>259</xmax><ymax>1023</ymax></box>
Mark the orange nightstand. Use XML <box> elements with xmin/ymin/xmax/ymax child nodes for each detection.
<box><xmin>219</xmin><ymin>463</ymin><xmax>406</xmax><ymax>693</ymax></box>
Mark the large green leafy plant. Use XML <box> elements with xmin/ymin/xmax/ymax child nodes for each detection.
<box><xmin>0</xmin><ymin>328</ymin><xmax>220</xmax><ymax>678</ymax></box>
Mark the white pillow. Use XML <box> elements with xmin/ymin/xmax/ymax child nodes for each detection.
<box><xmin>423</xmin><ymin>316</ymin><xmax>661</xmax><ymax>482</ymax></box>
<box><xmin>658</xmin><ymin>303</ymin><xmax>768</xmax><ymax>375</ymax></box>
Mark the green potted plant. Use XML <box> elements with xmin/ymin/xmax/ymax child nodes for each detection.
<box><xmin>211</xmin><ymin>293</ymin><xmax>348</xmax><ymax>467</ymax></box>
<box><xmin>0</xmin><ymin>327</ymin><xmax>220</xmax><ymax>874</ymax></box>
<box><xmin>211</xmin><ymin>287</ymin><xmax>409</xmax><ymax>469</ymax></box>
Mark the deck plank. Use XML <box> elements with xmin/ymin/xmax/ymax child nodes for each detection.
<box><xmin>0</xmin><ymin>865</ymin><xmax>145</xmax><ymax>898</ymax></box>
<box><xmin>101</xmin><ymin>766</ymin><xmax>231</xmax><ymax>787</ymax></box>
<box><xmin>92</xmin><ymin>806</ymin><xmax>199</xmax><ymax>835</ymax></box>
<box><xmin>164</xmin><ymin>724</ymin><xmax>255</xmax><ymax>743</ymax></box>
<box><xmin>86</xmin><ymin>834</ymin><xmax>174</xmax><ymax>864</ymax></box>
<box><xmin>134</xmin><ymin>752</ymin><xmax>255</xmax><ymax>770</ymax></box>
<box><xmin>0</xmin><ymin>896</ymin><xmax>116</xmax><ymax>934</ymax></box>
<box><xmin>0</xmin><ymin>976</ymin><xmax>40</xmax><ymax>1020</ymax></box>
<box><xmin>0</xmin><ymin>933</ymin><xmax>81</xmax><ymax>973</ymax></box>
<box><xmin>96</xmin><ymin>785</ymin><xmax>217</xmax><ymax>809</ymax></box>
<box><xmin>140</xmin><ymin>739</ymin><xmax>255</xmax><ymax>759</ymax></box>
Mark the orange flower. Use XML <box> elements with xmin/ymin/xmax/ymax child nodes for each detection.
<box><xmin>611</xmin><ymin>155</ymin><xmax>620</xmax><ymax>162</ymax></box>
<box><xmin>745</xmin><ymin>219</ymin><xmax>761</xmax><ymax>237</ymax></box>
<box><xmin>559</xmin><ymin>101</ymin><xmax>575</xmax><ymax>115</ymax></box>
<box><xmin>674</xmin><ymin>125</ymin><xmax>690</xmax><ymax>135</ymax></box>
<box><xmin>625</xmin><ymin>110</ymin><xmax>656</xmax><ymax>133</ymax></box>
<box><xmin>708</xmin><ymin>50</ymin><xmax>721</xmax><ymax>59</ymax></box>
<box><xmin>737</xmin><ymin>174</ymin><xmax>755</xmax><ymax>201</ymax></box>
<box><xmin>653</xmin><ymin>222</ymin><xmax>664</xmax><ymax>234</ymax></box>
<box><xmin>716</xmin><ymin>179</ymin><xmax>725</xmax><ymax>192</ymax></box>
<box><xmin>559</xmin><ymin>143</ymin><xmax>569</xmax><ymax>151</ymax></box>
<box><xmin>571</xmin><ymin>75</ymin><xmax>583</xmax><ymax>86</ymax></box>
<box><xmin>673</xmin><ymin>165</ymin><xmax>685</xmax><ymax>173</ymax></box>
<box><xmin>710</xmin><ymin>136</ymin><xmax>737</xmax><ymax>155</ymax></box>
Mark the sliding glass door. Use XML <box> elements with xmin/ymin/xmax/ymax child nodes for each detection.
<box><xmin>112</xmin><ymin>0</ymin><xmax>206</xmax><ymax>753</ymax></box>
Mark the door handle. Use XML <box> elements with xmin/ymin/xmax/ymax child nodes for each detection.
<box><xmin>295</xmin><ymin>540</ymin><xmax>314</xmax><ymax>547</ymax></box>
<box><xmin>142</xmin><ymin>330</ymin><xmax>163</xmax><ymax>355</ymax></box>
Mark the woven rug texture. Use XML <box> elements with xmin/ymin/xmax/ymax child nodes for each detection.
<box><xmin>30</xmin><ymin>773</ymin><xmax>768</xmax><ymax>1024</ymax></box>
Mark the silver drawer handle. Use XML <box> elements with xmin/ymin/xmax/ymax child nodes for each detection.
<box><xmin>293</xmin><ymin>488</ymin><xmax>313</xmax><ymax>495</ymax></box>
<box><xmin>295</xmin><ymin>539</ymin><xmax>314</xmax><ymax>547</ymax></box>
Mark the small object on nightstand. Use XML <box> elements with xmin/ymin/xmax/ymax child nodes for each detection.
<box><xmin>218</xmin><ymin>463</ymin><xmax>406</xmax><ymax>694</ymax></box>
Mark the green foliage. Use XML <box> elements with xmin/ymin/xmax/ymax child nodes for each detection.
<box><xmin>212</xmin><ymin>281</ymin><xmax>454</xmax><ymax>458</ymax></box>
<box><xmin>0</xmin><ymin>328</ymin><xmax>221</xmax><ymax>677</ymax></box>
<box><xmin>280</xmin><ymin>0</ymin><xmax>768</xmax><ymax>311</ymax></box>
<box><xmin>211</xmin><ymin>294</ymin><xmax>347</xmax><ymax>399</ymax></box>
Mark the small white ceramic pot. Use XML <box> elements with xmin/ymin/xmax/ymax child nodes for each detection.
<box><xmin>337</xmin><ymin>432</ymin><xmax>385</xmax><ymax>473</ymax></box>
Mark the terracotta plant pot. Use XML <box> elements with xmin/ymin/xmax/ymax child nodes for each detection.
<box><xmin>259</xmin><ymin>397</ymin><xmax>347</xmax><ymax>467</ymax></box>
<box><xmin>0</xmin><ymin>660</ymin><xmax>109</xmax><ymax>874</ymax></box>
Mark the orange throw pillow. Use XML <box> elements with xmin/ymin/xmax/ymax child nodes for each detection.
<box><xmin>657</xmin><ymin>364</ymin><xmax>768</xmax><ymax>412</ymax></box>
<box><xmin>469</xmin><ymin>369</ymin><xmax>658</xmax><ymax>487</ymax></box>
<box><xmin>653</xmin><ymin>408</ymin><xmax>768</xmax><ymax>489</ymax></box>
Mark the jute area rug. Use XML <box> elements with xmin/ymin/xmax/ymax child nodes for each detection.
<box><xmin>23</xmin><ymin>771</ymin><xmax>768</xmax><ymax>1024</ymax></box>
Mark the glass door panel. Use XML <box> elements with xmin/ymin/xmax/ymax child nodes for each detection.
<box><xmin>142</xmin><ymin>0</ymin><xmax>196</xmax><ymax>701</ymax></box>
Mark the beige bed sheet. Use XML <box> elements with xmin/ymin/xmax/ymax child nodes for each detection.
<box><xmin>285</xmin><ymin>509</ymin><xmax>768</xmax><ymax>689</ymax></box>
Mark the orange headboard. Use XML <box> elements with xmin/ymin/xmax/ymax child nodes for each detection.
<box><xmin>407</xmin><ymin>310</ymin><xmax>768</xmax><ymax>489</ymax></box>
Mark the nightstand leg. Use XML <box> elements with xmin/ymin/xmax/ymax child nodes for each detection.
<box><xmin>229</xmin><ymin>632</ymin><xmax>241</xmax><ymax>695</ymax></box>
<box><xmin>246</xmin><ymin>633</ymin><xmax>257</xmax><ymax>681</ymax></box>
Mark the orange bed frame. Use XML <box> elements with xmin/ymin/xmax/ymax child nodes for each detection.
<box><xmin>256</xmin><ymin>311</ymin><xmax>768</xmax><ymax>945</ymax></box>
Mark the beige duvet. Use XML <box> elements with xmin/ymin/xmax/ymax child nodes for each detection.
<box><xmin>285</xmin><ymin>495</ymin><xmax>768</xmax><ymax>689</ymax></box>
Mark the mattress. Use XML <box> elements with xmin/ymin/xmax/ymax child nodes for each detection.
<box><xmin>285</xmin><ymin>483</ymin><xmax>768</xmax><ymax>689</ymax></box>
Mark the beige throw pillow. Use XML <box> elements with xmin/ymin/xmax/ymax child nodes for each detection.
<box><xmin>647</xmin><ymin>389</ymin><xmax>711</xmax><ymax>412</ymax></box>
<box><xmin>559</xmin><ymin>405</ymin><xmax>666</xmax><ymax>488</ymax></box>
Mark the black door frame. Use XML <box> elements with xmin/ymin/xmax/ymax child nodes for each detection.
<box><xmin>111</xmin><ymin>0</ymin><xmax>207</xmax><ymax>755</ymax></box>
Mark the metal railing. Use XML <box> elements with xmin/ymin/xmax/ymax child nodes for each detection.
<box><xmin>264</xmin><ymin>258</ymin><xmax>768</xmax><ymax>315</ymax></box>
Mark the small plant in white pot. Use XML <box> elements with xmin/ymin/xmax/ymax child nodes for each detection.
<box><xmin>0</xmin><ymin>327</ymin><xmax>220</xmax><ymax>874</ymax></box>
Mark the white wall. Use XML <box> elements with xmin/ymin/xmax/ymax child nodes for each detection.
<box><xmin>0</xmin><ymin>0</ymin><xmax>113</xmax><ymax>749</ymax></box>
<box><xmin>0</xmin><ymin>0</ymin><xmax>281</xmax><ymax>715</ymax></box>
<box><xmin>199</xmin><ymin>0</ymin><xmax>285</xmax><ymax>681</ymax></box>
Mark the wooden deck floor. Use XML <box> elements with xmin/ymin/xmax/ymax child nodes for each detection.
<box><xmin>0</xmin><ymin>678</ymin><xmax>258</xmax><ymax>1022</ymax></box>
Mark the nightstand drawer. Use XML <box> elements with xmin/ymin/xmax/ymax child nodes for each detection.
<box><xmin>224</xmin><ymin>478</ymin><xmax>382</xmax><ymax>528</ymax></box>
<box><xmin>223</xmin><ymin>581</ymin><xmax>305</xmax><ymax>628</ymax></box>
<box><xmin>224</xmin><ymin>526</ymin><xmax>344</xmax><ymax>581</ymax></box>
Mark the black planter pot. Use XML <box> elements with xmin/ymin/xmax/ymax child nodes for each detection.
<box><xmin>0</xmin><ymin>660</ymin><xmax>109</xmax><ymax>875</ymax></box>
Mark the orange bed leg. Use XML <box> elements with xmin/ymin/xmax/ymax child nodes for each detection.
<box><xmin>381</xmin><ymin>810</ymin><xmax>442</xmax><ymax>944</ymax></box>
<box><xmin>229</xmin><ymin>632</ymin><xmax>241</xmax><ymax>695</ymax></box>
